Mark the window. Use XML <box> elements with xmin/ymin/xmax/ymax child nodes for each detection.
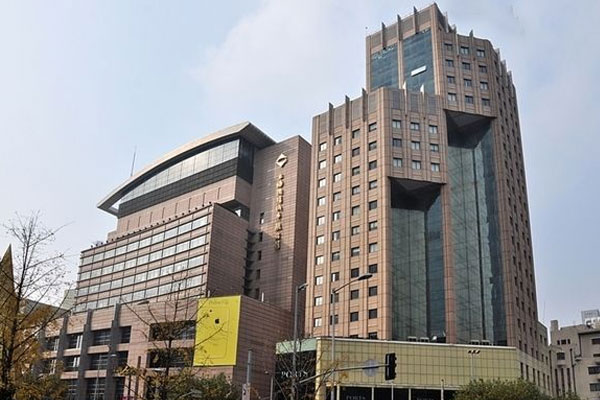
<box><xmin>331</xmin><ymin>272</ymin><xmax>340</xmax><ymax>282</ymax></box>
<box><xmin>352</xmin><ymin>147</ymin><xmax>360</xmax><ymax>157</ymax></box>
<box><xmin>392</xmin><ymin>138</ymin><xmax>402</xmax><ymax>147</ymax></box>
<box><xmin>592</xmin><ymin>338</ymin><xmax>600</xmax><ymax>345</ymax></box>
<box><xmin>317</xmin><ymin>196</ymin><xmax>326</xmax><ymax>206</ymax></box>
<box><xmin>67</xmin><ymin>333</ymin><xmax>82</xmax><ymax>349</ymax></box>
<box><xmin>368</xmin><ymin>201</ymin><xmax>377</xmax><ymax>211</ymax></box>
<box><xmin>90</xmin><ymin>353</ymin><xmax>109</xmax><ymax>370</ymax></box>
<box><xmin>430</xmin><ymin>143</ymin><xmax>439</xmax><ymax>152</ymax></box>
<box><xmin>315</xmin><ymin>255</ymin><xmax>324</xmax><ymax>265</ymax></box>
<box><xmin>351</xmin><ymin>226</ymin><xmax>360</xmax><ymax>235</ymax></box>
<box><xmin>368</xmin><ymin>286</ymin><xmax>378</xmax><ymax>297</ymax></box>
<box><xmin>368</xmin><ymin>309</ymin><xmax>378</xmax><ymax>319</ymax></box>
<box><xmin>334</xmin><ymin>154</ymin><xmax>342</xmax><ymax>163</ymax></box>
<box><xmin>350</xmin><ymin>289</ymin><xmax>359</xmax><ymax>300</ymax></box>
<box><xmin>368</xmin><ymin>160</ymin><xmax>377</xmax><ymax>170</ymax></box>
<box><xmin>462</xmin><ymin>62</ymin><xmax>471</xmax><ymax>70</ymax></box>
<box><xmin>92</xmin><ymin>329</ymin><xmax>111</xmax><ymax>346</ymax></box>
<box><xmin>448</xmin><ymin>93</ymin><xmax>457</xmax><ymax>102</ymax></box>
<box><xmin>318</xmin><ymin>178</ymin><xmax>326</xmax><ymax>188</ymax></box>
<box><xmin>392</xmin><ymin>119</ymin><xmax>402</xmax><ymax>129</ymax></box>
<box><xmin>368</xmin><ymin>264</ymin><xmax>378</xmax><ymax>274</ymax></box>
<box><xmin>319</xmin><ymin>142</ymin><xmax>327</xmax><ymax>151</ymax></box>
<box><xmin>465</xmin><ymin>95</ymin><xmax>474</xmax><ymax>104</ymax></box>
<box><xmin>429</xmin><ymin>125</ymin><xmax>438</xmax><ymax>135</ymax></box>
<box><xmin>350</xmin><ymin>268</ymin><xmax>359</xmax><ymax>278</ymax></box>
<box><xmin>333</xmin><ymin>173</ymin><xmax>342</xmax><ymax>183</ymax></box>
<box><xmin>313</xmin><ymin>318</ymin><xmax>322</xmax><ymax>327</ymax></box>
<box><xmin>330</xmin><ymin>292</ymin><xmax>339</xmax><ymax>303</ymax></box>
<box><xmin>64</xmin><ymin>356</ymin><xmax>80</xmax><ymax>372</ymax></box>
<box><xmin>444</xmin><ymin>43</ymin><xmax>453</xmax><ymax>51</ymax></box>
<box><xmin>447</xmin><ymin>75</ymin><xmax>456</xmax><ymax>84</ymax></box>
<box><xmin>315</xmin><ymin>276</ymin><xmax>323</xmax><ymax>285</ymax></box>
<box><xmin>350</xmin><ymin>247</ymin><xmax>360</xmax><ymax>257</ymax></box>
<box><xmin>318</xmin><ymin>160</ymin><xmax>326</xmax><ymax>169</ymax></box>
<box><xmin>259</xmin><ymin>212</ymin><xmax>265</xmax><ymax>224</ymax></box>
<box><xmin>334</xmin><ymin>136</ymin><xmax>342</xmax><ymax>146</ymax></box>
<box><xmin>368</xmin><ymin>243</ymin><xmax>378</xmax><ymax>253</ymax></box>
<box><xmin>460</xmin><ymin>46</ymin><xmax>470</xmax><ymax>55</ymax></box>
<box><xmin>480</xmin><ymin>81</ymin><xmax>489</xmax><ymax>90</ymax></box>
<box><xmin>316</xmin><ymin>216</ymin><xmax>325</xmax><ymax>226</ymax></box>
<box><xmin>393</xmin><ymin>158</ymin><xmax>402</xmax><ymax>167</ymax></box>
<box><xmin>368</xmin><ymin>221</ymin><xmax>378</xmax><ymax>231</ymax></box>
<box><xmin>316</xmin><ymin>235</ymin><xmax>325</xmax><ymax>245</ymax></box>
<box><xmin>369</xmin><ymin>180</ymin><xmax>377</xmax><ymax>190</ymax></box>
<box><xmin>588</xmin><ymin>366</ymin><xmax>600</xmax><ymax>375</ymax></box>
<box><xmin>331</xmin><ymin>251</ymin><xmax>340</xmax><ymax>261</ymax></box>
<box><xmin>330</xmin><ymin>315</ymin><xmax>339</xmax><ymax>325</ymax></box>
<box><xmin>351</xmin><ymin>206</ymin><xmax>360</xmax><ymax>216</ymax></box>
<box><xmin>352</xmin><ymin>185</ymin><xmax>360</xmax><ymax>195</ymax></box>
<box><xmin>258</xmin><ymin>232</ymin><xmax>263</xmax><ymax>242</ymax></box>
<box><xmin>352</xmin><ymin>166</ymin><xmax>360</xmax><ymax>176</ymax></box>
<box><xmin>410</xmin><ymin>122</ymin><xmax>420</xmax><ymax>131</ymax></box>
<box><xmin>482</xmin><ymin>98</ymin><xmax>491</xmax><ymax>107</ymax></box>
<box><xmin>368</xmin><ymin>141</ymin><xmax>377</xmax><ymax>151</ymax></box>
<box><xmin>412</xmin><ymin>160</ymin><xmax>422</xmax><ymax>170</ymax></box>
<box><xmin>431</xmin><ymin>163</ymin><xmax>441</xmax><ymax>172</ymax></box>
<box><xmin>314</xmin><ymin>296</ymin><xmax>323</xmax><ymax>306</ymax></box>
<box><xmin>350</xmin><ymin>312</ymin><xmax>359</xmax><ymax>322</ymax></box>
<box><xmin>331</xmin><ymin>230</ymin><xmax>340</xmax><ymax>241</ymax></box>
<box><xmin>445</xmin><ymin>59</ymin><xmax>454</xmax><ymax>67</ymax></box>
<box><xmin>464</xmin><ymin>78</ymin><xmax>472</xmax><ymax>87</ymax></box>
<box><xmin>368</xmin><ymin>122</ymin><xmax>377</xmax><ymax>132</ymax></box>
<box><xmin>333</xmin><ymin>192</ymin><xmax>341</xmax><ymax>201</ymax></box>
<box><xmin>477</xmin><ymin>49</ymin><xmax>485</xmax><ymax>57</ymax></box>
<box><xmin>368</xmin><ymin>332</ymin><xmax>378</xmax><ymax>339</ymax></box>
<box><xmin>557</xmin><ymin>352</ymin><xmax>566</xmax><ymax>360</ymax></box>
<box><xmin>351</xmin><ymin>129</ymin><xmax>360</xmax><ymax>139</ymax></box>
<box><xmin>479</xmin><ymin>64</ymin><xmax>488</xmax><ymax>73</ymax></box>
<box><xmin>591</xmin><ymin>383</ymin><xmax>600</xmax><ymax>392</ymax></box>
<box><xmin>411</xmin><ymin>141</ymin><xmax>420</xmax><ymax>150</ymax></box>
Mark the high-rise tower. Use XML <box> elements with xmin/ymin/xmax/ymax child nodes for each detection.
<box><xmin>305</xmin><ymin>3</ymin><xmax>545</xmax><ymax>375</ymax></box>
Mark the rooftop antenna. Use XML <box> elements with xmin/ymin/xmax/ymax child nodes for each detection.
<box><xmin>130</xmin><ymin>146</ymin><xmax>137</xmax><ymax>177</ymax></box>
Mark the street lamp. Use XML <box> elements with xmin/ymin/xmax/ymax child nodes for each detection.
<box><xmin>467</xmin><ymin>349</ymin><xmax>480</xmax><ymax>381</ymax></box>
<box><xmin>292</xmin><ymin>282</ymin><xmax>308</xmax><ymax>400</ymax></box>
<box><xmin>329</xmin><ymin>273</ymin><xmax>372</xmax><ymax>400</ymax></box>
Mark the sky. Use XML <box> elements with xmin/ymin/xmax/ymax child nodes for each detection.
<box><xmin>0</xmin><ymin>0</ymin><xmax>598</xmax><ymax>327</ymax></box>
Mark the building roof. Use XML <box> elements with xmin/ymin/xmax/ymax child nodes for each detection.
<box><xmin>97</xmin><ymin>122</ymin><xmax>275</xmax><ymax>215</ymax></box>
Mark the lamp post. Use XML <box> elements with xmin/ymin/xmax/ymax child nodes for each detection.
<box><xmin>329</xmin><ymin>273</ymin><xmax>372</xmax><ymax>400</ymax></box>
<box><xmin>291</xmin><ymin>282</ymin><xmax>308</xmax><ymax>400</ymax></box>
<box><xmin>467</xmin><ymin>349</ymin><xmax>480</xmax><ymax>381</ymax></box>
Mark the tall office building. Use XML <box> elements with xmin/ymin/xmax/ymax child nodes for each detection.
<box><xmin>42</xmin><ymin>122</ymin><xmax>311</xmax><ymax>399</ymax></box>
<box><xmin>305</xmin><ymin>3</ymin><xmax>549</xmax><ymax>387</ymax></box>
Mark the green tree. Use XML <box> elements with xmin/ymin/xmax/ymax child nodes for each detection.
<box><xmin>454</xmin><ymin>379</ymin><xmax>580</xmax><ymax>400</ymax></box>
<box><xmin>14</xmin><ymin>372</ymin><xmax>67</xmax><ymax>400</ymax></box>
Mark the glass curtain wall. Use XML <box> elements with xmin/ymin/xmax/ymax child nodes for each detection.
<box><xmin>402</xmin><ymin>29</ymin><xmax>434</xmax><ymax>93</ymax></box>
<box><xmin>370</xmin><ymin>44</ymin><xmax>399</xmax><ymax>90</ymax></box>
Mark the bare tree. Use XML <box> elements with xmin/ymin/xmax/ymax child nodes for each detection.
<box><xmin>0</xmin><ymin>212</ymin><xmax>70</xmax><ymax>399</ymax></box>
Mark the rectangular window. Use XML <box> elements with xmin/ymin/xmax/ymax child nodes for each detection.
<box><xmin>430</xmin><ymin>143</ymin><xmax>439</xmax><ymax>152</ymax></box>
<box><xmin>329</xmin><ymin>314</ymin><xmax>339</xmax><ymax>325</ymax></box>
<box><xmin>351</xmin><ymin>226</ymin><xmax>360</xmax><ymax>236</ymax></box>
<box><xmin>591</xmin><ymin>383</ymin><xmax>600</xmax><ymax>392</ymax></box>
<box><xmin>592</xmin><ymin>338</ymin><xmax>600</xmax><ymax>345</ymax></box>
<box><xmin>393</xmin><ymin>158</ymin><xmax>402</xmax><ymax>167</ymax></box>
<box><xmin>369</xmin><ymin>180</ymin><xmax>377</xmax><ymax>189</ymax></box>
<box><xmin>90</xmin><ymin>353</ymin><xmax>109</xmax><ymax>370</ymax></box>
<box><xmin>350</xmin><ymin>268</ymin><xmax>359</xmax><ymax>278</ymax></box>
<box><xmin>368</xmin><ymin>264</ymin><xmax>378</xmax><ymax>273</ymax></box>
<box><xmin>318</xmin><ymin>160</ymin><xmax>326</xmax><ymax>169</ymax></box>
<box><xmin>429</xmin><ymin>125</ymin><xmax>438</xmax><ymax>134</ymax></box>
<box><xmin>368</xmin><ymin>309</ymin><xmax>378</xmax><ymax>319</ymax></box>
<box><xmin>445</xmin><ymin>59</ymin><xmax>454</xmax><ymax>67</ymax></box>
<box><xmin>464</xmin><ymin>78</ymin><xmax>472</xmax><ymax>87</ymax></box>
<box><xmin>352</xmin><ymin>166</ymin><xmax>360</xmax><ymax>176</ymax></box>
<box><xmin>332</xmin><ymin>211</ymin><xmax>341</xmax><ymax>221</ymax></box>
<box><xmin>412</xmin><ymin>160</ymin><xmax>422</xmax><ymax>170</ymax></box>
<box><xmin>444</xmin><ymin>43</ymin><xmax>453</xmax><ymax>51</ymax></box>
<box><xmin>314</xmin><ymin>296</ymin><xmax>323</xmax><ymax>306</ymax></box>
<box><xmin>334</xmin><ymin>136</ymin><xmax>342</xmax><ymax>146</ymax></box>
<box><xmin>392</xmin><ymin>138</ymin><xmax>402</xmax><ymax>147</ymax></box>
<box><xmin>313</xmin><ymin>318</ymin><xmax>322</xmax><ymax>327</ymax></box>
<box><xmin>350</xmin><ymin>247</ymin><xmax>360</xmax><ymax>257</ymax></box>
<box><xmin>368</xmin><ymin>221</ymin><xmax>378</xmax><ymax>231</ymax></box>
<box><xmin>448</xmin><ymin>93</ymin><xmax>457</xmax><ymax>102</ymax></box>
<box><xmin>319</xmin><ymin>142</ymin><xmax>327</xmax><ymax>151</ymax></box>
<box><xmin>368</xmin><ymin>286</ymin><xmax>378</xmax><ymax>296</ymax></box>
<box><xmin>482</xmin><ymin>98</ymin><xmax>491</xmax><ymax>107</ymax></box>
<box><xmin>431</xmin><ymin>163</ymin><xmax>441</xmax><ymax>172</ymax></box>
<box><xmin>462</xmin><ymin>62</ymin><xmax>471</xmax><ymax>70</ymax></box>
<box><xmin>351</xmin><ymin>206</ymin><xmax>360</xmax><ymax>216</ymax></box>
<box><xmin>368</xmin><ymin>160</ymin><xmax>377</xmax><ymax>170</ymax></box>
<box><xmin>477</xmin><ymin>49</ymin><xmax>485</xmax><ymax>57</ymax></box>
<box><xmin>410</xmin><ymin>122</ymin><xmax>420</xmax><ymax>131</ymax></box>
<box><xmin>350</xmin><ymin>312</ymin><xmax>359</xmax><ymax>322</ymax></box>
<box><xmin>331</xmin><ymin>251</ymin><xmax>340</xmax><ymax>261</ymax></box>
<box><xmin>411</xmin><ymin>141</ymin><xmax>420</xmax><ymax>150</ymax></box>
<box><xmin>351</xmin><ymin>185</ymin><xmax>360</xmax><ymax>195</ymax></box>
<box><xmin>392</xmin><ymin>119</ymin><xmax>402</xmax><ymax>129</ymax></box>
<box><xmin>334</xmin><ymin>154</ymin><xmax>342</xmax><ymax>163</ymax></box>
<box><xmin>331</xmin><ymin>231</ymin><xmax>340</xmax><ymax>241</ymax></box>
<box><xmin>480</xmin><ymin>81</ymin><xmax>489</xmax><ymax>90</ymax></box>
<box><xmin>368</xmin><ymin>122</ymin><xmax>377</xmax><ymax>132</ymax></box>
<box><xmin>368</xmin><ymin>141</ymin><xmax>377</xmax><ymax>151</ymax></box>
<box><xmin>333</xmin><ymin>173</ymin><xmax>342</xmax><ymax>183</ymax></box>
<box><xmin>318</xmin><ymin>178</ymin><xmax>326</xmax><ymax>188</ymax></box>
<box><xmin>368</xmin><ymin>332</ymin><xmax>378</xmax><ymax>339</ymax></box>
<box><xmin>479</xmin><ymin>64</ymin><xmax>488</xmax><ymax>73</ymax></box>
<box><xmin>92</xmin><ymin>329</ymin><xmax>111</xmax><ymax>346</ymax></box>
<box><xmin>316</xmin><ymin>235</ymin><xmax>325</xmax><ymax>245</ymax></box>
<box><xmin>368</xmin><ymin>243</ymin><xmax>378</xmax><ymax>253</ymax></box>
<box><xmin>460</xmin><ymin>46</ymin><xmax>470</xmax><ymax>55</ymax></box>
<box><xmin>315</xmin><ymin>255</ymin><xmax>324</xmax><ymax>265</ymax></box>
<box><xmin>588</xmin><ymin>366</ymin><xmax>600</xmax><ymax>375</ymax></box>
<box><xmin>368</xmin><ymin>201</ymin><xmax>377</xmax><ymax>210</ymax></box>
<box><xmin>465</xmin><ymin>95</ymin><xmax>474</xmax><ymax>104</ymax></box>
<box><xmin>352</xmin><ymin>147</ymin><xmax>360</xmax><ymax>157</ymax></box>
<box><xmin>317</xmin><ymin>196</ymin><xmax>326</xmax><ymax>206</ymax></box>
<box><xmin>447</xmin><ymin>75</ymin><xmax>456</xmax><ymax>84</ymax></box>
<box><xmin>316</xmin><ymin>216</ymin><xmax>325</xmax><ymax>226</ymax></box>
<box><xmin>333</xmin><ymin>192</ymin><xmax>341</xmax><ymax>201</ymax></box>
<box><xmin>331</xmin><ymin>272</ymin><xmax>340</xmax><ymax>282</ymax></box>
<box><xmin>315</xmin><ymin>276</ymin><xmax>323</xmax><ymax>285</ymax></box>
<box><xmin>351</xmin><ymin>129</ymin><xmax>360</xmax><ymax>139</ymax></box>
<box><xmin>350</xmin><ymin>289</ymin><xmax>359</xmax><ymax>300</ymax></box>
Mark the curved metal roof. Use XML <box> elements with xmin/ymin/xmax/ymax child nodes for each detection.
<box><xmin>98</xmin><ymin>122</ymin><xmax>275</xmax><ymax>215</ymax></box>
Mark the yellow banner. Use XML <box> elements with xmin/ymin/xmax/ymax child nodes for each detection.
<box><xmin>193</xmin><ymin>295</ymin><xmax>241</xmax><ymax>366</ymax></box>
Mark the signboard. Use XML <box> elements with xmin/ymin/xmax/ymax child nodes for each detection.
<box><xmin>193</xmin><ymin>296</ymin><xmax>241</xmax><ymax>366</ymax></box>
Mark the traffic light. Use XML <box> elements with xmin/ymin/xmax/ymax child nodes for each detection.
<box><xmin>385</xmin><ymin>352</ymin><xmax>397</xmax><ymax>381</ymax></box>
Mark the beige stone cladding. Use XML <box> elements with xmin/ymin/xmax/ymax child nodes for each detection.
<box><xmin>44</xmin><ymin>295</ymin><xmax>292</xmax><ymax>400</ymax></box>
<box><xmin>247</xmin><ymin>135</ymin><xmax>311</xmax><ymax>318</ymax></box>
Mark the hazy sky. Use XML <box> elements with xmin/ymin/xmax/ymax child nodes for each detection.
<box><xmin>1</xmin><ymin>0</ymin><xmax>598</xmax><ymax>327</ymax></box>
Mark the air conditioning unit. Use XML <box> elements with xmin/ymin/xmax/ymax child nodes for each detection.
<box><xmin>481</xmin><ymin>340</ymin><xmax>491</xmax><ymax>346</ymax></box>
<box><xmin>419</xmin><ymin>337</ymin><xmax>430</xmax><ymax>343</ymax></box>
<box><xmin>470</xmin><ymin>340</ymin><xmax>481</xmax><ymax>345</ymax></box>
<box><xmin>407</xmin><ymin>336</ymin><xmax>418</xmax><ymax>342</ymax></box>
